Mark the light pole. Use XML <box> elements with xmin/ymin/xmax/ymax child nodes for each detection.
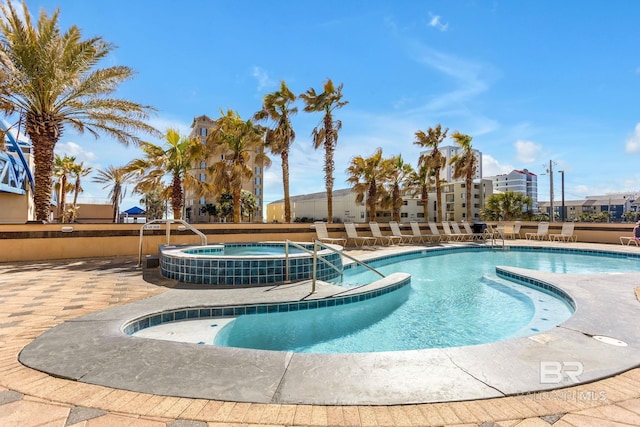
<box><xmin>559</xmin><ymin>170</ymin><xmax>565</xmax><ymax>222</ymax></box>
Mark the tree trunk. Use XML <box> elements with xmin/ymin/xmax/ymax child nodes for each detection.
<box><xmin>233</xmin><ymin>186</ymin><xmax>242</xmax><ymax>223</ymax></box>
<box><xmin>281</xmin><ymin>151</ymin><xmax>291</xmax><ymax>223</ymax></box>
<box><xmin>421</xmin><ymin>185</ymin><xmax>429</xmax><ymax>221</ymax></box>
<box><xmin>171</xmin><ymin>174</ymin><xmax>183</xmax><ymax>220</ymax></box>
<box><xmin>435</xmin><ymin>169</ymin><xmax>442</xmax><ymax>223</ymax></box>
<box><xmin>26</xmin><ymin>114</ymin><xmax>62</xmax><ymax>222</ymax></box>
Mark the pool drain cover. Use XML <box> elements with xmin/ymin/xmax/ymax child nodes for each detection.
<box><xmin>592</xmin><ymin>335</ymin><xmax>628</xmax><ymax>346</ymax></box>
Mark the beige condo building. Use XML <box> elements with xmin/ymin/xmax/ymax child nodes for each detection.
<box><xmin>185</xmin><ymin>115</ymin><xmax>265</xmax><ymax>223</ymax></box>
<box><xmin>266</xmin><ymin>179</ymin><xmax>493</xmax><ymax>224</ymax></box>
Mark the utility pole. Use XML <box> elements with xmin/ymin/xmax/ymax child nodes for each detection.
<box><xmin>559</xmin><ymin>170</ymin><xmax>565</xmax><ymax>222</ymax></box>
<box><xmin>549</xmin><ymin>160</ymin><xmax>554</xmax><ymax>222</ymax></box>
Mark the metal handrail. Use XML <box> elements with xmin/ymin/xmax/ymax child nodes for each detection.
<box><xmin>284</xmin><ymin>239</ymin><xmax>385</xmax><ymax>293</ymax></box>
<box><xmin>137</xmin><ymin>219</ymin><xmax>207</xmax><ymax>267</ymax></box>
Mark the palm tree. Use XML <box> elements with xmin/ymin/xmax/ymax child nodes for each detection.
<box><xmin>345</xmin><ymin>148</ymin><xmax>391</xmax><ymax>222</ymax></box>
<box><xmin>406</xmin><ymin>163</ymin><xmax>434</xmax><ymax>221</ymax></box>
<box><xmin>481</xmin><ymin>191</ymin><xmax>533</xmax><ymax>221</ymax></box>
<box><xmin>0</xmin><ymin>1</ymin><xmax>160</xmax><ymax>222</ymax></box>
<box><xmin>254</xmin><ymin>81</ymin><xmax>297</xmax><ymax>223</ymax></box>
<box><xmin>385</xmin><ymin>155</ymin><xmax>414</xmax><ymax>223</ymax></box>
<box><xmin>92</xmin><ymin>165</ymin><xmax>134</xmax><ymax>223</ymax></box>
<box><xmin>414</xmin><ymin>125</ymin><xmax>448</xmax><ymax>222</ymax></box>
<box><xmin>300</xmin><ymin>79</ymin><xmax>348</xmax><ymax>223</ymax></box>
<box><xmin>450</xmin><ymin>131</ymin><xmax>477</xmax><ymax>221</ymax></box>
<box><xmin>67</xmin><ymin>161</ymin><xmax>91</xmax><ymax>222</ymax></box>
<box><xmin>206</xmin><ymin>110</ymin><xmax>270</xmax><ymax>223</ymax></box>
<box><xmin>125</xmin><ymin>129</ymin><xmax>207</xmax><ymax>220</ymax></box>
<box><xmin>53</xmin><ymin>154</ymin><xmax>75</xmax><ymax>222</ymax></box>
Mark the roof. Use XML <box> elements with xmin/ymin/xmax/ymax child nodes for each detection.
<box><xmin>123</xmin><ymin>206</ymin><xmax>145</xmax><ymax>215</ymax></box>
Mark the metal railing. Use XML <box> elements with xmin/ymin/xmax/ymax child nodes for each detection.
<box><xmin>284</xmin><ymin>239</ymin><xmax>385</xmax><ymax>293</ymax></box>
<box><xmin>137</xmin><ymin>219</ymin><xmax>207</xmax><ymax>267</ymax></box>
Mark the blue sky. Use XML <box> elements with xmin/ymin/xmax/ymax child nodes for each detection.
<box><xmin>25</xmin><ymin>0</ymin><xmax>640</xmax><ymax>211</ymax></box>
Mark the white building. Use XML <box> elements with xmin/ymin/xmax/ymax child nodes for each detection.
<box><xmin>485</xmin><ymin>169</ymin><xmax>538</xmax><ymax>212</ymax></box>
<box><xmin>266</xmin><ymin>180</ymin><xmax>494</xmax><ymax>223</ymax></box>
<box><xmin>420</xmin><ymin>145</ymin><xmax>483</xmax><ymax>183</ymax></box>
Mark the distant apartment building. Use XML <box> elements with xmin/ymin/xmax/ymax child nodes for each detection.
<box><xmin>485</xmin><ymin>169</ymin><xmax>538</xmax><ymax>212</ymax></box>
<box><xmin>539</xmin><ymin>192</ymin><xmax>637</xmax><ymax>222</ymax></box>
<box><xmin>266</xmin><ymin>180</ymin><xmax>494</xmax><ymax>223</ymax></box>
<box><xmin>185</xmin><ymin>115</ymin><xmax>265</xmax><ymax>223</ymax></box>
<box><xmin>420</xmin><ymin>145</ymin><xmax>483</xmax><ymax>183</ymax></box>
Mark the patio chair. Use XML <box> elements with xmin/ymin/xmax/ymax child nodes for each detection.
<box><xmin>450</xmin><ymin>222</ymin><xmax>473</xmax><ymax>241</ymax></box>
<box><xmin>344</xmin><ymin>222</ymin><xmax>377</xmax><ymax>248</ymax></box>
<box><xmin>428</xmin><ymin>222</ymin><xmax>448</xmax><ymax>242</ymax></box>
<box><xmin>461</xmin><ymin>221</ymin><xmax>485</xmax><ymax>241</ymax></box>
<box><xmin>442</xmin><ymin>221</ymin><xmax>466</xmax><ymax>241</ymax></box>
<box><xmin>513</xmin><ymin>221</ymin><xmax>522</xmax><ymax>239</ymax></box>
<box><xmin>369</xmin><ymin>222</ymin><xmax>402</xmax><ymax>245</ymax></box>
<box><xmin>410</xmin><ymin>221</ymin><xmax>437</xmax><ymax>244</ymax></box>
<box><xmin>550</xmin><ymin>222</ymin><xmax>578</xmax><ymax>242</ymax></box>
<box><xmin>484</xmin><ymin>224</ymin><xmax>500</xmax><ymax>239</ymax></box>
<box><xmin>525</xmin><ymin>222</ymin><xmax>550</xmax><ymax>240</ymax></box>
<box><xmin>389</xmin><ymin>221</ymin><xmax>415</xmax><ymax>244</ymax></box>
<box><xmin>502</xmin><ymin>223</ymin><xmax>516</xmax><ymax>239</ymax></box>
<box><xmin>312</xmin><ymin>221</ymin><xmax>346</xmax><ymax>246</ymax></box>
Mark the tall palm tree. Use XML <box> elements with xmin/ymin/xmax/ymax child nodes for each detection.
<box><xmin>450</xmin><ymin>131</ymin><xmax>477</xmax><ymax>221</ymax></box>
<box><xmin>385</xmin><ymin>155</ymin><xmax>414</xmax><ymax>223</ymax></box>
<box><xmin>253</xmin><ymin>81</ymin><xmax>297</xmax><ymax>223</ymax></box>
<box><xmin>125</xmin><ymin>129</ymin><xmax>207</xmax><ymax>220</ymax></box>
<box><xmin>345</xmin><ymin>148</ymin><xmax>391</xmax><ymax>222</ymax></box>
<box><xmin>206</xmin><ymin>110</ymin><xmax>270</xmax><ymax>223</ymax></box>
<box><xmin>0</xmin><ymin>1</ymin><xmax>160</xmax><ymax>222</ymax></box>
<box><xmin>68</xmin><ymin>161</ymin><xmax>91</xmax><ymax>222</ymax></box>
<box><xmin>52</xmin><ymin>154</ymin><xmax>75</xmax><ymax>222</ymax></box>
<box><xmin>406</xmin><ymin>163</ymin><xmax>434</xmax><ymax>221</ymax></box>
<box><xmin>92</xmin><ymin>165</ymin><xmax>134</xmax><ymax>223</ymax></box>
<box><xmin>300</xmin><ymin>79</ymin><xmax>348</xmax><ymax>223</ymax></box>
<box><xmin>414</xmin><ymin>125</ymin><xmax>448</xmax><ymax>222</ymax></box>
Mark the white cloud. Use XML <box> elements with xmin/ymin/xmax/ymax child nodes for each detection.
<box><xmin>428</xmin><ymin>14</ymin><xmax>448</xmax><ymax>32</ymax></box>
<box><xmin>55</xmin><ymin>142</ymin><xmax>97</xmax><ymax>163</ymax></box>
<box><xmin>514</xmin><ymin>139</ymin><xmax>542</xmax><ymax>163</ymax></box>
<box><xmin>625</xmin><ymin>123</ymin><xmax>640</xmax><ymax>153</ymax></box>
<box><xmin>482</xmin><ymin>154</ymin><xmax>513</xmax><ymax>177</ymax></box>
<box><xmin>252</xmin><ymin>66</ymin><xmax>275</xmax><ymax>91</ymax></box>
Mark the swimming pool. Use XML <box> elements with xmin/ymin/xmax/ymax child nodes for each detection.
<box><xmin>158</xmin><ymin>242</ymin><xmax>343</xmax><ymax>285</ymax></box>
<box><xmin>134</xmin><ymin>246</ymin><xmax>640</xmax><ymax>352</ymax></box>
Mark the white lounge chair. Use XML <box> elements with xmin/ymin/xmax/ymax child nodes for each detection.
<box><xmin>344</xmin><ymin>222</ymin><xmax>377</xmax><ymax>248</ymax></box>
<box><xmin>525</xmin><ymin>222</ymin><xmax>550</xmax><ymax>240</ymax></box>
<box><xmin>410</xmin><ymin>221</ymin><xmax>436</xmax><ymax>244</ymax></box>
<box><xmin>369</xmin><ymin>222</ymin><xmax>402</xmax><ymax>246</ymax></box>
<box><xmin>313</xmin><ymin>221</ymin><xmax>346</xmax><ymax>246</ymax></box>
<box><xmin>428</xmin><ymin>222</ymin><xmax>447</xmax><ymax>242</ymax></box>
<box><xmin>450</xmin><ymin>222</ymin><xmax>472</xmax><ymax>241</ymax></box>
<box><xmin>550</xmin><ymin>222</ymin><xmax>577</xmax><ymax>242</ymax></box>
<box><xmin>389</xmin><ymin>221</ymin><xmax>415</xmax><ymax>244</ymax></box>
<box><xmin>442</xmin><ymin>221</ymin><xmax>466</xmax><ymax>241</ymax></box>
<box><xmin>461</xmin><ymin>221</ymin><xmax>484</xmax><ymax>241</ymax></box>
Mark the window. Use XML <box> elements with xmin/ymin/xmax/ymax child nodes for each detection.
<box><xmin>199</xmin><ymin>197</ymin><xmax>205</xmax><ymax>204</ymax></box>
<box><xmin>200</xmin><ymin>128</ymin><xmax>207</xmax><ymax>136</ymax></box>
<box><xmin>200</xmin><ymin>161</ymin><xmax>206</xmax><ymax>169</ymax></box>
<box><xmin>361</xmin><ymin>212</ymin><xmax>365</xmax><ymax>218</ymax></box>
<box><xmin>255</xmin><ymin>188</ymin><xmax>261</xmax><ymax>196</ymax></box>
<box><xmin>402</xmin><ymin>201</ymin><xmax>408</xmax><ymax>205</ymax></box>
<box><xmin>255</xmin><ymin>177</ymin><xmax>261</xmax><ymax>185</ymax></box>
<box><xmin>255</xmin><ymin>166</ymin><xmax>261</xmax><ymax>175</ymax></box>
<box><xmin>417</xmin><ymin>212</ymin><xmax>424</xmax><ymax>218</ymax></box>
<box><xmin>199</xmin><ymin>173</ymin><xmax>205</xmax><ymax>182</ymax></box>
<box><xmin>401</xmin><ymin>212</ymin><xmax>408</xmax><ymax>218</ymax></box>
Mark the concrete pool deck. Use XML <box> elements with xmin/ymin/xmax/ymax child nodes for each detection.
<box><xmin>1</xmin><ymin>240</ymin><xmax>640</xmax><ymax>425</ymax></box>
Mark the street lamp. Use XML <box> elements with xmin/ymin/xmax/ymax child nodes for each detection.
<box><xmin>559</xmin><ymin>170</ymin><xmax>565</xmax><ymax>222</ymax></box>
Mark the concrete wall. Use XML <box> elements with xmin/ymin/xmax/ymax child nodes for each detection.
<box><xmin>0</xmin><ymin>221</ymin><xmax>635</xmax><ymax>263</ymax></box>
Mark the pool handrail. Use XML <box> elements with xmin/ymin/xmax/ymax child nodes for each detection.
<box><xmin>285</xmin><ymin>239</ymin><xmax>385</xmax><ymax>293</ymax></box>
<box><xmin>138</xmin><ymin>219</ymin><xmax>207</xmax><ymax>267</ymax></box>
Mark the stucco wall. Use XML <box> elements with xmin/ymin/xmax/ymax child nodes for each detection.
<box><xmin>0</xmin><ymin>221</ymin><xmax>634</xmax><ymax>263</ymax></box>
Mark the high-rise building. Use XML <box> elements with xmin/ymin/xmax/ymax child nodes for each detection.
<box><xmin>420</xmin><ymin>145</ymin><xmax>483</xmax><ymax>183</ymax></box>
<box><xmin>185</xmin><ymin>115</ymin><xmax>264</xmax><ymax>223</ymax></box>
<box><xmin>485</xmin><ymin>169</ymin><xmax>538</xmax><ymax>212</ymax></box>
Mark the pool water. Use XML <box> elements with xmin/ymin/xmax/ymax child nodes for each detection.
<box><xmin>146</xmin><ymin>248</ymin><xmax>640</xmax><ymax>353</ymax></box>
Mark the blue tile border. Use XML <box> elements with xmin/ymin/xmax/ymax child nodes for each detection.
<box><xmin>123</xmin><ymin>275</ymin><xmax>411</xmax><ymax>335</ymax></box>
<box><xmin>495</xmin><ymin>267</ymin><xmax>576</xmax><ymax>311</ymax></box>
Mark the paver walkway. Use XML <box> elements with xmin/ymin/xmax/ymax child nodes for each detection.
<box><xmin>1</xmin><ymin>242</ymin><xmax>640</xmax><ymax>426</ymax></box>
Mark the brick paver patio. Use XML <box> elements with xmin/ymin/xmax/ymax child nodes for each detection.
<box><xmin>1</xmin><ymin>242</ymin><xmax>640</xmax><ymax>426</ymax></box>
